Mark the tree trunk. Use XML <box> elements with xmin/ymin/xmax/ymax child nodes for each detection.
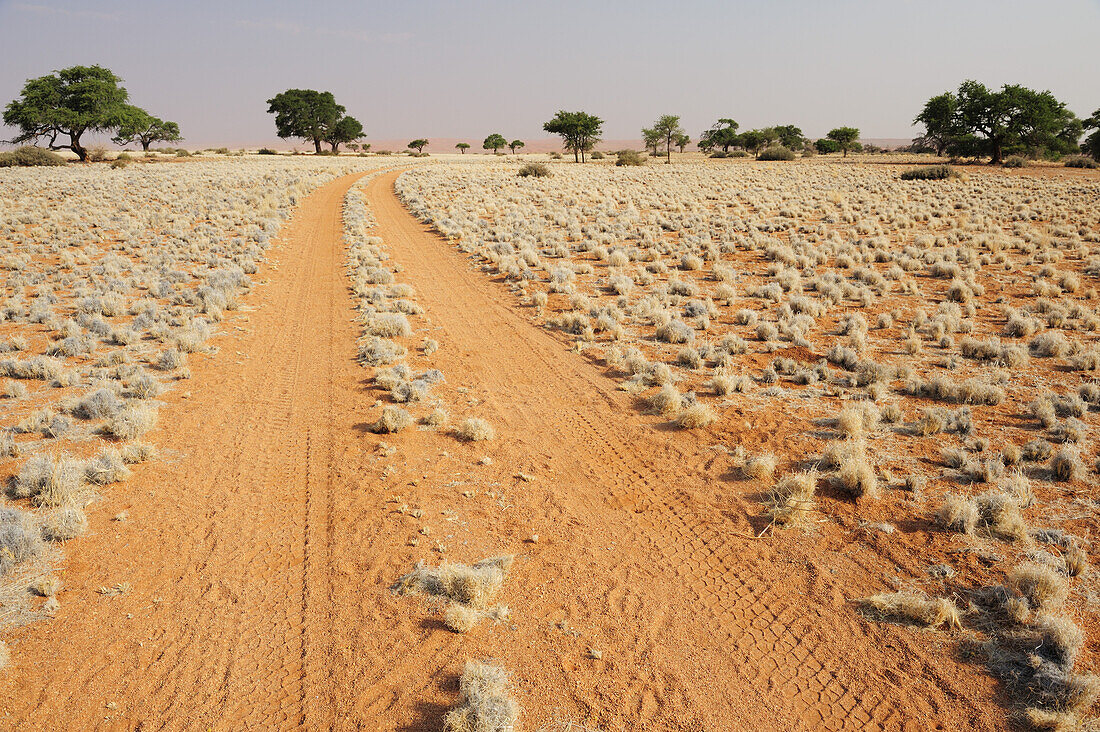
<box><xmin>573</xmin><ymin>146</ymin><xmax>579</xmax><ymax>163</ymax></box>
<box><xmin>666</xmin><ymin>135</ymin><xmax>671</xmax><ymax>163</ymax></box>
<box><xmin>313</xmin><ymin>138</ymin><xmax>322</xmax><ymax>154</ymax></box>
<box><xmin>991</xmin><ymin>138</ymin><xmax>1003</xmax><ymax>164</ymax></box>
<box><xmin>331</xmin><ymin>142</ymin><xmax>339</xmax><ymax>153</ymax></box>
<box><xmin>843</xmin><ymin>147</ymin><xmax>848</xmax><ymax>157</ymax></box>
<box><xmin>141</xmin><ymin>140</ymin><xmax>151</xmax><ymax>151</ymax></box>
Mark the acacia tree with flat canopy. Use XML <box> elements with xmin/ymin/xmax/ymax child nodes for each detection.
<box><xmin>266</xmin><ymin>89</ymin><xmax>347</xmax><ymax>154</ymax></box>
<box><xmin>642</xmin><ymin>127</ymin><xmax>660</xmax><ymax>157</ymax></box>
<box><xmin>916</xmin><ymin>81</ymin><xmax>1082</xmax><ymax>163</ymax></box>
<box><xmin>455</xmin><ymin>142</ymin><xmax>470</xmax><ymax>154</ymax></box>
<box><xmin>827</xmin><ymin>126</ymin><xmax>860</xmax><ymax>157</ymax></box>
<box><xmin>508</xmin><ymin>139</ymin><xmax>525</xmax><ymax>154</ymax></box>
<box><xmin>408</xmin><ymin>138</ymin><xmax>429</xmax><ymax>153</ymax></box>
<box><xmin>649</xmin><ymin>114</ymin><xmax>685</xmax><ymax>163</ymax></box>
<box><xmin>483</xmin><ymin>133</ymin><xmax>506</xmax><ymax>153</ymax></box>
<box><xmin>698</xmin><ymin>118</ymin><xmax>739</xmax><ymax>153</ymax></box>
<box><xmin>113</xmin><ymin>106</ymin><xmax>182</xmax><ymax>151</ymax></box>
<box><xmin>4</xmin><ymin>64</ymin><xmax>132</xmax><ymax>162</ymax></box>
<box><xmin>325</xmin><ymin>115</ymin><xmax>363</xmax><ymax>153</ymax></box>
<box><xmin>674</xmin><ymin>133</ymin><xmax>691</xmax><ymax>153</ymax></box>
<box><xmin>543</xmin><ymin>110</ymin><xmax>603</xmax><ymax>162</ymax></box>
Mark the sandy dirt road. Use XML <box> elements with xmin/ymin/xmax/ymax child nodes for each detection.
<box><xmin>0</xmin><ymin>169</ymin><xmax>1005</xmax><ymax>730</ymax></box>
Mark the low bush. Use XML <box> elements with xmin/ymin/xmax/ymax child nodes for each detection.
<box><xmin>257</xmin><ymin>148</ymin><xmax>278</xmax><ymax>155</ymax></box>
<box><xmin>615</xmin><ymin>149</ymin><xmax>646</xmax><ymax>166</ymax></box>
<box><xmin>1064</xmin><ymin>155</ymin><xmax>1098</xmax><ymax>169</ymax></box>
<box><xmin>517</xmin><ymin>162</ymin><xmax>550</xmax><ymax>178</ymax></box>
<box><xmin>758</xmin><ymin>146</ymin><xmax>795</xmax><ymax>161</ymax></box>
<box><xmin>900</xmin><ymin>165</ymin><xmax>955</xmax><ymax>180</ymax></box>
<box><xmin>590</xmin><ymin>151</ymin><xmax>605</xmax><ymax>160</ymax></box>
<box><xmin>0</xmin><ymin>146</ymin><xmax>66</xmax><ymax>167</ymax></box>
<box><xmin>1002</xmin><ymin>155</ymin><xmax>1028</xmax><ymax>168</ymax></box>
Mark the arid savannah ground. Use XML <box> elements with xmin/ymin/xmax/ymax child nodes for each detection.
<box><xmin>1</xmin><ymin>151</ymin><xmax>1100</xmax><ymax>731</ymax></box>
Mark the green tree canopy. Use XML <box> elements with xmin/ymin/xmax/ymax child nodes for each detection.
<box><xmin>698</xmin><ymin>118</ymin><xmax>739</xmax><ymax>153</ymax></box>
<box><xmin>674</xmin><ymin>133</ymin><xmax>691</xmax><ymax>153</ymax></box>
<box><xmin>266</xmin><ymin>89</ymin><xmax>346</xmax><ymax>154</ymax></box>
<box><xmin>112</xmin><ymin>106</ymin><xmax>182</xmax><ymax>151</ymax></box>
<box><xmin>772</xmin><ymin>125</ymin><xmax>805</xmax><ymax>150</ymax></box>
<box><xmin>543</xmin><ymin>110</ymin><xmax>604</xmax><ymax>162</ymax></box>
<box><xmin>650</xmin><ymin>114</ymin><xmax>685</xmax><ymax>163</ymax></box>
<box><xmin>325</xmin><ymin>115</ymin><xmax>363</xmax><ymax>153</ymax></box>
<box><xmin>826</xmin><ymin>127</ymin><xmax>860</xmax><ymax>157</ymax></box>
<box><xmin>508</xmin><ymin>139</ymin><xmax>525</xmax><ymax>153</ymax></box>
<box><xmin>408</xmin><ymin>138</ymin><xmax>429</xmax><ymax>153</ymax></box>
<box><xmin>642</xmin><ymin>127</ymin><xmax>660</xmax><ymax>157</ymax></box>
<box><xmin>917</xmin><ymin>81</ymin><xmax>1082</xmax><ymax>163</ymax></box>
<box><xmin>1084</xmin><ymin>109</ymin><xmax>1100</xmax><ymax>161</ymax></box>
<box><xmin>4</xmin><ymin>64</ymin><xmax>131</xmax><ymax>161</ymax></box>
<box><xmin>455</xmin><ymin>142</ymin><xmax>470</xmax><ymax>153</ymax></box>
<box><xmin>814</xmin><ymin>138</ymin><xmax>841</xmax><ymax>154</ymax></box>
<box><xmin>483</xmin><ymin>133</ymin><xmax>507</xmax><ymax>153</ymax></box>
<box><xmin>913</xmin><ymin>92</ymin><xmax>959</xmax><ymax>156</ymax></box>
<box><xmin>739</xmin><ymin>129</ymin><xmax>768</xmax><ymax>156</ymax></box>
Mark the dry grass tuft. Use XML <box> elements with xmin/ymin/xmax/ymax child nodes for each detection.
<box><xmin>456</xmin><ymin>418</ymin><xmax>495</xmax><ymax>442</ymax></box>
<box><xmin>444</xmin><ymin>602</ymin><xmax>482</xmax><ymax>633</ymax></box>
<box><xmin>443</xmin><ymin>661</ymin><xmax>520</xmax><ymax>732</ymax></box>
<box><xmin>861</xmin><ymin>591</ymin><xmax>961</xmax><ymax>629</ymax></box>
<box><xmin>371</xmin><ymin>405</ymin><xmax>412</xmax><ymax>434</ymax></box>
<box><xmin>743</xmin><ymin>453</ymin><xmax>778</xmax><ymax>481</ymax></box>
<box><xmin>648</xmin><ymin>384</ymin><xmax>682</xmax><ymax>416</ymax></box>
<box><xmin>392</xmin><ymin>555</ymin><xmax>513</xmax><ymax>609</ymax></box>
<box><xmin>937</xmin><ymin>494</ymin><xmax>979</xmax><ymax>534</ymax></box>
<box><xmin>1008</xmin><ymin>563</ymin><xmax>1069</xmax><ymax>611</ymax></box>
<box><xmin>676</xmin><ymin>402</ymin><xmax>717</xmax><ymax>429</ymax></box>
<box><xmin>768</xmin><ymin>470</ymin><xmax>818</xmax><ymax>527</ymax></box>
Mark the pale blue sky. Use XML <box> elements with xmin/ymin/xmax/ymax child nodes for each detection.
<box><xmin>1</xmin><ymin>0</ymin><xmax>1098</xmax><ymax>147</ymax></box>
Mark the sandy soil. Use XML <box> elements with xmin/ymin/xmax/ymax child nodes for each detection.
<box><xmin>0</xmin><ymin>169</ymin><xmax>1012</xmax><ymax>730</ymax></box>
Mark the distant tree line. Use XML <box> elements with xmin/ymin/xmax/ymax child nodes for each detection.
<box><xmin>5</xmin><ymin>66</ymin><xmax>1098</xmax><ymax>166</ymax></box>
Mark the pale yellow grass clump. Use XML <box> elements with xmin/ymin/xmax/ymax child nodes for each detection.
<box><xmin>456</xmin><ymin>417</ymin><xmax>495</xmax><ymax>442</ymax></box>
<box><xmin>443</xmin><ymin>661</ymin><xmax>520</xmax><ymax>732</ymax></box>
<box><xmin>861</xmin><ymin>591</ymin><xmax>961</xmax><ymax>629</ymax></box>
<box><xmin>768</xmin><ymin>470</ymin><xmax>817</xmax><ymax>527</ymax></box>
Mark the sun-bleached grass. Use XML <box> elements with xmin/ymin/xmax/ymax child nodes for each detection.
<box><xmin>456</xmin><ymin>417</ymin><xmax>495</xmax><ymax>442</ymax></box>
<box><xmin>443</xmin><ymin>660</ymin><xmax>520</xmax><ymax>732</ymax></box>
<box><xmin>860</xmin><ymin>591</ymin><xmax>961</xmax><ymax>629</ymax></box>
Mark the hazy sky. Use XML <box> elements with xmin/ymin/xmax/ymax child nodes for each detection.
<box><xmin>1</xmin><ymin>0</ymin><xmax>1098</xmax><ymax>148</ymax></box>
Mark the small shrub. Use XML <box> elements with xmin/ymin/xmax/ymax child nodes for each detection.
<box><xmin>0</xmin><ymin>146</ymin><xmax>66</xmax><ymax>167</ymax></box>
<box><xmin>87</xmin><ymin>146</ymin><xmax>108</xmax><ymax>162</ymax></box>
<box><xmin>517</xmin><ymin>162</ymin><xmax>550</xmax><ymax>178</ymax></box>
<box><xmin>758</xmin><ymin>146</ymin><xmax>795</xmax><ymax>161</ymax></box>
<box><xmin>900</xmin><ymin>165</ymin><xmax>954</xmax><ymax>181</ymax></box>
<box><xmin>615</xmin><ymin>150</ymin><xmax>646</xmax><ymax>166</ymax></box>
<box><xmin>590</xmin><ymin>151</ymin><xmax>605</xmax><ymax>160</ymax></box>
<box><xmin>257</xmin><ymin>148</ymin><xmax>278</xmax><ymax>155</ymax></box>
<box><xmin>1003</xmin><ymin>155</ymin><xmax>1028</xmax><ymax>168</ymax></box>
<box><xmin>110</xmin><ymin>158</ymin><xmax>129</xmax><ymax>169</ymax></box>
